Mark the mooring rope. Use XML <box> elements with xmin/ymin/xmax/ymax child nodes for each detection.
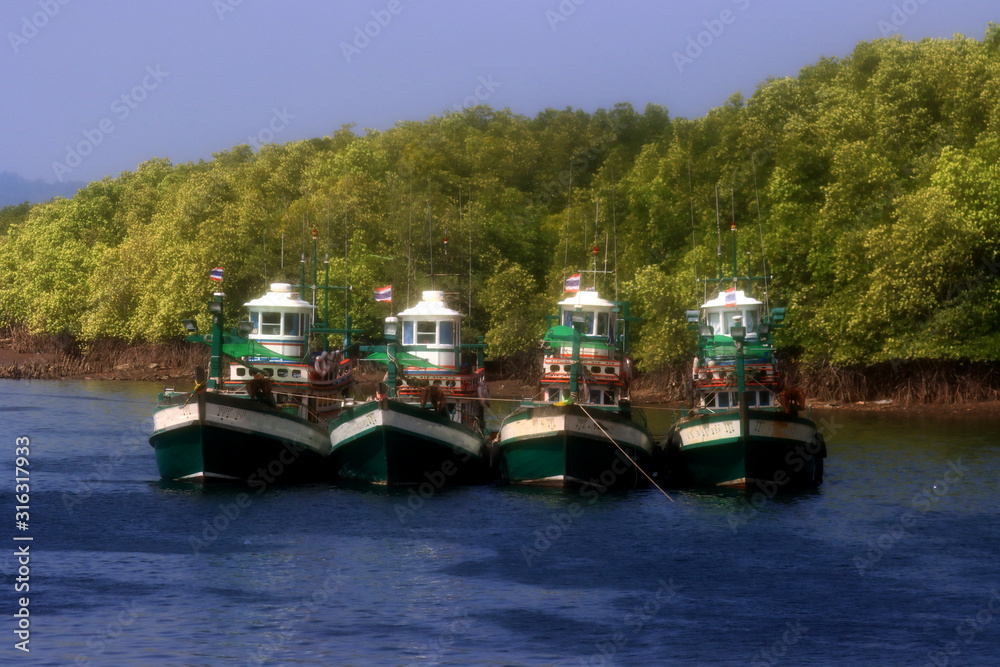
<box><xmin>578</xmin><ymin>404</ymin><xmax>673</xmax><ymax>501</ymax></box>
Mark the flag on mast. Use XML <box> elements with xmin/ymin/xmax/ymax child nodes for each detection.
<box><xmin>209</xmin><ymin>267</ymin><xmax>224</xmax><ymax>282</ymax></box>
<box><xmin>564</xmin><ymin>273</ymin><xmax>581</xmax><ymax>293</ymax></box>
<box><xmin>374</xmin><ymin>285</ymin><xmax>392</xmax><ymax>302</ymax></box>
<box><xmin>725</xmin><ymin>287</ymin><xmax>736</xmax><ymax>307</ymax></box>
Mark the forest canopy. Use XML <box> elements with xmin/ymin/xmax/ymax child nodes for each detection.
<box><xmin>1</xmin><ymin>29</ymin><xmax>998</xmax><ymax>370</ymax></box>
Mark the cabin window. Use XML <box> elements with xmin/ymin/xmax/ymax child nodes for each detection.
<box><xmin>235</xmin><ymin>367</ymin><xmax>246</xmax><ymax>377</ymax></box>
<box><xmin>743</xmin><ymin>310</ymin><xmax>759</xmax><ymax>333</ymax></box>
<box><xmin>708</xmin><ymin>312</ymin><xmax>720</xmax><ymax>334</ymax></box>
<box><xmin>292</xmin><ymin>369</ymin><xmax>301</xmax><ymax>379</ymax></box>
<box><xmin>250</xmin><ymin>312</ymin><xmax>260</xmax><ymax>334</ymax></box>
<box><xmin>585</xmin><ymin>312</ymin><xmax>594</xmax><ymax>334</ymax></box>
<box><xmin>417</xmin><ymin>321</ymin><xmax>436</xmax><ymax>344</ymax></box>
<box><xmin>589</xmin><ymin>390</ymin><xmax>601</xmax><ymax>404</ymax></box>
<box><xmin>604</xmin><ymin>390</ymin><xmax>615</xmax><ymax>405</ymax></box>
<box><xmin>605</xmin><ymin>367</ymin><xmax>615</xmax><ymax>375</ymax></box>
<box><xmin>263</xmin><ymin>368</ymin><xmax>274</xmax><ymax>377</ymax></box>
<box><xmin>759</xmin><ymin>391</ymin><xmax>770</xmax><ymax>407</ymax></box>
<box><xmin>261</xmin><ymin>312</ymin><xmax>281</xmax><ymax>336</ymax></box>
<box><xmin>277</xmin><ymin>368</ymin><xmax>288</xmax><ymax>378</ymax></box>
<box><xmin>283</xmin><ymin>312</ymin><xmax>300</xmax><ymax>336</ymax></box>
<box><xmin>718</xmin><ymin>392</ymin><xmax>730</xmax><ymax>408</ymax></box>
<box><xmin>403</xmin><ymin>321</ymin><xmax>414</xmax><ymax>344</ymax></box>
<box><xmin>596</xmin><ymin>312</ymin><xmax>609</xmax><ymax>336</ymax></box>
<box><xmin>705</xmin><ymin>394</ymin><xmax>716</xmax><ymax>408</ymax></box>
<box><xmin>550</xmin><ymin>364</ymin><xmax>559</xmax><ymax>373</ymax></box>
<box><xmin>439</xmin><ymin>321</ymin><xmax>454</xmax><ymax>345</ymax></box>
<box><xmin>562</xmin><ymin>311</ymin><xmax>572</xmax><ymax>327</ymax></box>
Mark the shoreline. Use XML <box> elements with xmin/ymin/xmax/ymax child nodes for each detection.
<box><xmin>3</xmin><ymin>348</ymin><xmax>999</xmax><ymax>416</ymax></box>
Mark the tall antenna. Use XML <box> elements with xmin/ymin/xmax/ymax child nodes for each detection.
<box><xmin>562</xmin><ymin>167</ymin><xmax>572</xmax><ymax>286</ymax></box>
<box><xmin>688</xmin><ymin>160</ymin><xmax>698</xmax><ymax>307</ymax></box>
<box><xmin>407</xmin><ymin>172</ymin><xmax>413</xmax><ymax>308</ymax></box>
<box><xmin>752</xmin><ymin>153</ymin><xmax>770</xmax><ymax>311</ymax></box>
<box><xmin>715</xmin><ymin>184</ymin><xmax>722</xmax><ymax>282</ymax></box>
<box><xmin>611</xmin><ymin>176</ymin><xmax>619</xmax><ymax>300</ymax></box>
<box><xmin>428</xmin><ymin>200</ymin><xmax>434</xmax><ymax>290</ymax></box>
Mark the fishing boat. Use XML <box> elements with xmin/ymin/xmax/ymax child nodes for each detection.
<box><xmin>496</xmin><ymin>286</ymin><xmax>656</xmax><ymax>488</ymax></box>
<box><xmin>328</xmin><ymin>290</ymin><xmax>493</xmax><ymax>485</ymax></box>
<box><xmin>150</xmin><ymin>229</ymin><xmax>360</xmax><ymax>482</ymax></box>
<box><xmin>661</xmin><ymin>224</ymin><xmax>826</xmax><ymax>489</ymax></box>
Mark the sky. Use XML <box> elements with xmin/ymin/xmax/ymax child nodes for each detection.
<box><xmin>1</xmin><ymin>0</ymin><xmax>995</xmax><ymax>192</ymax></box>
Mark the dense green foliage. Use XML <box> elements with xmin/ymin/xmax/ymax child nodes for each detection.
<box><xmin>2</xmin><ymin>30</ymin><xmax>999</xmax><ymax>368</ymax></box>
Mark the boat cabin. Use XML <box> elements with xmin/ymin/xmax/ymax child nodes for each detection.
<box><xmin>244</xmin><ymin>283</ymin><xmax>314</xmax><ymax>359</ymax></box>
<box><xmin>396</xmin><ymin>291</ymin><xmax>462</xmax><ymax>371</ymax></box>
<box><xmin>700</xmin><ymin>289</ymin><xmax>762</xmax><ymax>340</ymax></box>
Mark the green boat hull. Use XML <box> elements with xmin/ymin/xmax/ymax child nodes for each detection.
<box><xmin>149</xmin><ymin>391</ymin><xmax>331</xmax><ymax>483</ymax></box>
<box><xmin>663</xmin><ymin>409</ymin><xmax>824</xmax><ymax>489</ymax></box>
<box><xmin>329</xmin><ymin>399</ymin><xmax>492</xmax><ymax>485</ymax></box>
<box><xmin>497</xmin><ymin>404</ymin><xmax>654</xmax><ymax>488</ymax></box>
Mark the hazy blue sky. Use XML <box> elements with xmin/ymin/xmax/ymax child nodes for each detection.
<box><xmin>1</xmin><ymin>0</ymin><xmax>995</xmax><ymax>186</ymax></box>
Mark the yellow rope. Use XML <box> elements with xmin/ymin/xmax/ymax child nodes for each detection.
<box><xmin>578</xmin><ymin>404</ymin><xmax>673</xmax><ymax>501</ymax></box>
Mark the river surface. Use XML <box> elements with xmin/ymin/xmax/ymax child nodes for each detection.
<box><xmin>1</xmin><ymin>379</ymin><xmax>999</xmax><ymax>666</ymax></box>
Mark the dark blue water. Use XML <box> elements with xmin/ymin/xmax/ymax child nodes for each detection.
<box><xmin>2</xmin><ymin>380</ymin><xmax>999</xmax><ymax>666</ymax></box>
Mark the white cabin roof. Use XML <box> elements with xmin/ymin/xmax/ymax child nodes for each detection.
<box><xmin>559</xmin><ymin>289</ymin><xmax>615</xmax><ymax>310</ymax></box>
<box><xmin>397</xmin><ymin>291</ymin><xmax>463</xmax><ymax>320</ymax></box>
<box><xmin>701</xmin><ymin>289</ymin><xmax>761</xmax><ymax>310</ymax></box>
<box><xmin>244</xmin><ymin>283</ymin><xmax>314</xmax><ymax>310</ymax></box>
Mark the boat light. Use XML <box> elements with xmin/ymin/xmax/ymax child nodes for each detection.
<box><xmin>384</xmin><ymin>316</ymin><xmax>399</xmax><ymax>341</ymax></box>
<box><xmin>181</xmin><ymin>319</ymin><xmax>198</xmax><ymax>334</ymax></box>
<box><xmin>698</xmin><ymin>325</ymin><xmax>713</xmax><ymax>338</ymax></box>
<box><xmin>237</xmin><ymin>321</ymin><xmax>253</xmax><ymax>336</ymax></box>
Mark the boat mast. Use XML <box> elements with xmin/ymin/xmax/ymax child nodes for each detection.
<box><xmin>752</xmin><ymin>152</ymin><xmax>770</xmax><ymax>312</ymax></box>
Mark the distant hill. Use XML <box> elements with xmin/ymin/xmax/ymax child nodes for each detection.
<box><xmin>0</xmin><ymin>172</ymin><xmax>85</xmax><ymax>207</ymax></box>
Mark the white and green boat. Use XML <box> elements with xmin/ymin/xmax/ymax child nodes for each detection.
<box><xmin>328</xmin><ymin>290</ymin><xmax>492</xmax><ymax>485</ymax></box>
<box><xmin>662</xmin><ymin>227</ymin><xmax>826</xmax><ymax>489</ymax></box>
<box><xmin>497</xmin><ymin>289</ymin><xmax>655</xmax><ymax>488</ymax></box>
<box><xmin>150</xmin><ymin>238</ymin><xmax>360</xmax><ymax>482</ymax></box>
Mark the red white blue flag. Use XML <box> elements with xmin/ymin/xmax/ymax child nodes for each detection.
<box><xmin>374</xmin><ymin>285</ymin><xmax>392</xmax><ymax>302</ymax></box>
<box><xmin>564</xmin><ymin>273</ymin><xmax>581</xmax><ymax>293</ymax></box>
<box><xmin>725</xmin><ymin>287</ymin><xmax>736</xmax><ymax>307</ymax></box>
<box><xmin>209</xmin><ymin>267</ymin><xmax>224</xmax><ymax>282</ymax></box>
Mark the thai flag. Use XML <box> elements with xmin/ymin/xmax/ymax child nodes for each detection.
<box><xmin>374</xmin><ymin>285</ymin><xmax>392</xmax><ymax>302</ymax></box>
<box><xmin>209</xmin><ymin>267</ymin><xmax>223</xmax><ymax>282</ymax></box>
<box><xmin>564</xmin><ymin>273</ymin><xmax>581</xmax><ymax>293</ymax></box>
<box><xmin>725</xmin><ymin>287</ymin><xmax>736</xmax><ymax>307</ymax></box>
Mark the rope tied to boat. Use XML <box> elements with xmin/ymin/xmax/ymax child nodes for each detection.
<box><xmin>577</xmin><ymin>404</ymin><xmax>673</xmax><ymax>501</ymax></box>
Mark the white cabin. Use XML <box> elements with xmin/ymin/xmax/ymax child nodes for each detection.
<box><xmin>556</xmin><ymin>289</ymin><xmax>616</xmax><ymax>358</ymax></box>
<box><xmin>701</xmin><ymin>290</ymin><xmax>762</xmax><ymax>340</ymax></box>
<box><xmin>397</xmin><ymin>291</ymin><xmax>462</xmax><ymax>370</ymax></box>
<box><xmin>244</xmin><ymin>283</ymin><xmax>314</xmax><ymax>358</ymax></box>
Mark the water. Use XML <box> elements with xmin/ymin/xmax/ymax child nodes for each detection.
<box><xmin>2</xmin><ymin>380</ymin><xmax>999</xmax><ymax>666</ymax></box>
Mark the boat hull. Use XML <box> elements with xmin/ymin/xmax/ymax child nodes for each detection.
<box><xmin>149</xmin><ymin>391</ymin><xmax>331</xmax><ymax>483</ymax></box>
<box><xmin>664</xmin><ymin>409</ymin><xmax>824</xmax><ymax>489</ymax></box>
<box><xmin>328</xmin><ymin>399</ymin><xmax>491</xmax><ymax>485</ymax></box>
<box><xmin>497</xmin><ymin>404</ymin><xmax>654</xmax><ymax>488</ymax></box>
